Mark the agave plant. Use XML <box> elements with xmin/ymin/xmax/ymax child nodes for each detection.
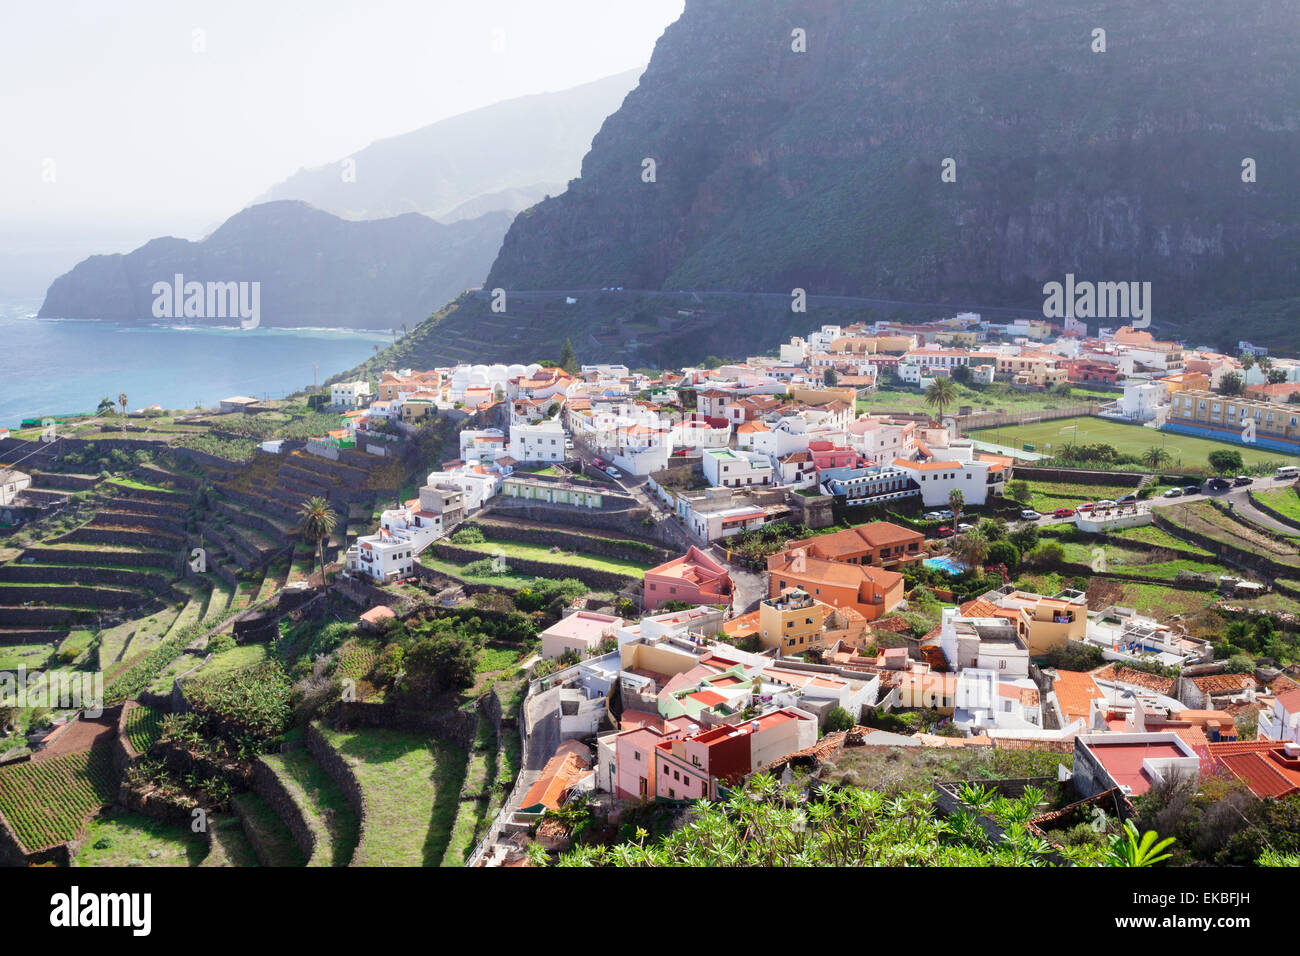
<box><xmin>1106</xmin><ymin>820</ymin><xmax>1176</xmax><ymax>867</ymax></box>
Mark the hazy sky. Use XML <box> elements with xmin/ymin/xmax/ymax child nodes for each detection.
<box><xmin>0</xmin><ymin>0</ymin><xmax>684</xmax><ymax>233</ymax></box>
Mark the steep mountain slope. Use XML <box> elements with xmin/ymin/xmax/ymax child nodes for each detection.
<box><xmin>254</xmin><ymin>69</ymin><xmax>643</xmax><ymax>222</ymax></box>
<box><xmin>487</xmin><ymin>0</ymin><xmax>1300</xmax><ymax>319</ymax></box>
<box><xmin>38</xmin><ymin>202</ymin><xmax>511</xmax><ymax>330</ymax></box>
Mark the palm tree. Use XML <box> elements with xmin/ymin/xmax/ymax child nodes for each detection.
<box><xmin>118</xmin><ymin>392</ymin><xmax>128</xmax><ymax>434</ymax></box>
<box><xmin>1239</xmin><ymin>352</ymin><xmax>1256</xmax><ymax>373</ymax></box>
<box><xmin>95</xmin><ymin>396</ymin><xmax>114</xmax><ymax>416</ymax></box>
<box><xmin>1140</xmin><ymin>446</ymin><xmax>1171</xmax><ymax>470</ymax></box>
<box><xmin>951</xmin><ymin>527</ymin><xmax>989</xmax><ymax>569</ymax></box>
<box><xmin>298</xmin><ymin>496</ymin><xmax>338</xmax><ymax>589</ymax></box>
<box><xmin>924</xmin><ymin>377</ymin><xmax>958</xmax><ymax>423</ymax></box>
<box><xmin>948</xmin><ymin>488</ymin><xmax>965</xmax><ymax>524</ymax></box>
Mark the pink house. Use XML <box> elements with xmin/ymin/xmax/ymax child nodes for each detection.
<box><xmin>808</xmin><ymin>440</ymin><xmax>864</xmax><ymax>471</ymax></box>
<box><xmin>538</xmin><ymin>611</ymin><xmax>624</xmax><ymax>659</ymax></box>
<box><xmin>643</xmin><ymin>546</ymin><xmax>734</xmax><ymax>612</ymax></box>
<box><xmin>612</xmin><ymin>718</ymin><xmax>694</xmax><ymax>801</ymax></box>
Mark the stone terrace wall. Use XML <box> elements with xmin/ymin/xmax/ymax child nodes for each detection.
<box><xmin>306</xmin><ymin>722</ymin><xmax>367</xmax><ymax>866</ymax></box>
<box><xmin>250</xmin><ymin>757</ymin><xmax>316</xmax><ymax>862</ymax></box>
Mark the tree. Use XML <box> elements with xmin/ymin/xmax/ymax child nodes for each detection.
<box><xmin>951</xmin><ymin>527</ymin><xmax>989</xmax><ymax>569</ymax></box>
<box><xmin>986</xmin><ymin>540</ymin><xmax>1020</xmax><ymax>571</ymax></box>
<box><xmin>558</xmin><ymin>338</ymin><xmax>579</xmax><ymax>374</ymax></box>
<box><xmin>1208</xmin><ymin>449</ymin><xmax>1244</xmax><ymax>475</ymax></box>
<box><xmin>823</xmin><ymin>368</ymin><xmax>838</xmax><ymax>387</ymax></box>
<box><xmin>824</xmin><ymin>706</ymin><xmax>855</xmax><ymax>733</ymax></box>
<box><xmin>948</xmin><ymin>488</ymin><xmax>965</xmax><ymax>523</ymax></box>
<box><xmin>1239</xmin><ymin>352</ymin><xmax>1256</xmax><ymax>373</ymax></box>
<box><xmin>950</xmin><ymin>364</ymin><xmax>972</xmax><ymax>384</ymax></box>
<box><xmin>298</xmin><ymin>496</ymin><xmax>338</xmax><ymax>588</ymax></box>
<box><xmin>1140</xmin><ymin>446</ymin><xmax>1171</xmax><ymax>470</ymax></box>
<box><xmin>405</xmin><ymin>633</ymin><xmax>476</xmax><ymax>695</ymax></box>
<box><xmin>96</xmin><ymin>396</ymin><xmax>115</xmax><ymax>416</ymax></box>
<box><xmin>923</xmin><ymin>377</ymin><xmax>958</xmax><ymax>422</ymax></box>
<box><xmin>1054</xmin><ymin>382</ymin><xmax>1073</xmax><ymax>397</ymax></box>
<box><xmin>118</xmin><ymin>392</ymin><xmax>128</xmax><ymax>433</ymax></box>
<box><xmin>1217</xmin><ymin>372</ymin><xmax>1245</xmax><ymax>397</ymax></box>
<box><xmin>1007</xmin><ymin>479</ymin><xmax>1031</xmax><ymax>503</ymax></box>
<box><xmin>1268</xmin><ymin>368</ymin><xmax>1288</xmax><ymax>385</ymax></box>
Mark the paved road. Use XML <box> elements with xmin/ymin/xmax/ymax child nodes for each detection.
<box><xmin>1011</xmin><ymin>473</ymin><xmax>1298</xmax><ymax>532</ymax></box>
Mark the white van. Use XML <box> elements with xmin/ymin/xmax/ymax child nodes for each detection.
<box><xmin>1277</xmin><ymin>465</ymin><xmax>1298</xmax><ymax>479</ymax></box>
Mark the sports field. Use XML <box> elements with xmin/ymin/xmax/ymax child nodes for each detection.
<box><xmin>970</xmin><ymin>416</ymin><xmax>1297</xmax><ymax>470</ymax></box>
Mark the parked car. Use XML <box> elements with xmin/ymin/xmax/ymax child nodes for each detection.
<box><xmin>592</xmin><ymin>456</ymin><xmax>606</xmax><ymax>468</ymax></box>
<box><xmin>1233</xmin><ymin>475</ymin><xmax>1253</xmax><ymax>486</ymax></box>
<box><xmin>1163</xmin><ymin>487</ymin><xmax>1183</xmax><ymax>498</ymax></box>
<box><xmin>1096</xmin><ymin>499</ymin><xmax>1118</xmax><ymax>509</ymax></box>
<box><xmin>1119</xmin><ymin>494</ymin><xmax>1138</xmax><ymax>504</ymax></box>
<box><xmin>1208</xmin><ymin>478</ymin><xmax>1232</xmax><ymax>491</ymax></box>
<box><xmin>605</xmin><ymin>466</ymin><xmax>623</xmax><ymax>480</ymax></box>
<box><xmin>1053</xmin><ymin>507</ymin><xmax>1076</xmax><ymax>517</ymax></box>
<box><xmin>938</xmin><ymin>509</ymin><xmax>955</xmax><ymax>519</ymax></box>
<box><xmin>1077</xmin><ymin>502</ymin><xmax>1096</xmax><ymax>513</ymax></box>
<box><xmin>937</xmin><ymin>525</ymin><xmax>955</xmax><ymax>537</ymax></box>
<box><xmin>957</xmin><ymin>522</ymin><xmax>974</xmax><ymax>532</ymax></box>
<box><xmin>924</xmin><ymin>511</ymin><xmax>944</xmax><ymax>520</ymax></box>
<box><xmin>1183</xmin><ymin>484</ymin><xmax>1201</xmax><ymax>495</ymax></box>
<box><xmin>1020</xmin><ymin>509</ymin><xmax>1041</xmax><ymax>520</ymax></box>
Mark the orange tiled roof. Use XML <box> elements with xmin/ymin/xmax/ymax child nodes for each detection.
<box><xmin>1053</xmin><ymin>670</ymin><xmax>1105</xmax><ymax>724</ymax></box>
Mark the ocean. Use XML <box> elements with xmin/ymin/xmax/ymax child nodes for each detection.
<box><xmin>0</xmin><ymin>304</ymin><xmax>392</xmax><ymax>425</ymax></box>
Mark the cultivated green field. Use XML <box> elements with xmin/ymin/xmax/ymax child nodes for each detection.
<box><xmin>972</xmin><ymin>416</ymin><xmax>1296</xmax><ymax>469</ymax></box>
<box><xmin>316</xmin><ymin>725</ymin><xmax>467</xmax><ymax>867</ymax></box>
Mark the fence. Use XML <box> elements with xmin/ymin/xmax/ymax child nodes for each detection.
<box><xmin>958</xmin><ymin>404</ymin><xmax>1101</xmax><ymax>431</ymax></box>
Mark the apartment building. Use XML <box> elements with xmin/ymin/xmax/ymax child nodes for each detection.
<box><xmin>1164</xmin><ymin>389</ymin><xmax>1300</xmax><ymax>452</ymax></box>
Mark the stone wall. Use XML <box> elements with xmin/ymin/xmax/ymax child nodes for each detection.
<box><xmin>250</xmin><ymin>757</ymin><xmax>317</xmax><ymax>862</ymax></box>
<box><xmin>1010</xmin><ymin>465</ymin><xmax>1144</xmax><ymax>485</ymax></box>
<box><xmin>306</xmin><ymin>722</ymin><xmax>368</xmax><ymax>866</ymax></box>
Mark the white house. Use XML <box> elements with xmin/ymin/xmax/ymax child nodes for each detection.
<box><xmin>0</xmin><ymin>468</ymin><xmax>32</xmax><ymax>508</ymax></box>
<box><xmin>330</xmin><ymin>380</ymin><xmax>371</xmax><ymax>409</ymax></box>
<box><xmin>1260</xmin><ymin>687</ymin><xmax>1300</xmax><ymax>744</ymax></box>
<box><xmin>891</xmin><ymin>456</ymin><xmax>994</xmax><ymax>507</ymax></box>
<box><xmin>425</xmin><ymin>467</ymin><xmax>502</xmax><ymax>512</ymax></box>
<box><xmin>953</xmin><ymin>668</ymin><xmax>1042</xmax><ymax>733</ymax></box>
<box><xmin>509</xmin><ymin>420</ymin><xmax>566</xmax><ymax>463</ymax></box>
<box><xmin>703</xmin><ymin>448</ymin><xmax>773</xmax><ymax>488</ymax></box>
<box><xmin>1116</xmin><ymin>380</ymin><xmax>1169</xmax><ymax>422</ymax></box>
<box><xmin>459</xmin><ymin>428</ymin><xmax>508</xmax><ymax>464</ymax></box>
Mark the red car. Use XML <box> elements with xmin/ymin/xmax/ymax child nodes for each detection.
<box><xmin>937</xmin><ymin>525</ymin><xmax>955</xmax><ymax>538</ymax></box>
<box><xmin>1076</xmin><ymin>502</ymin><xmax>1095</xmax><ymax>513</ymax></box>
<box><xmin>1053</xmin><ymin>507</ymin><xmax>1076</xmax><ymax>518</ymax></box>
<box><xmin>592</xmin><ymin>456</ymin><xmax>606</xmax><ymax>468</ymax></box>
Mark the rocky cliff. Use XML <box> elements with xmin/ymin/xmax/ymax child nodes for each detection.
<box><xmin>486</xmin><ymin>0</ymin><xmax>1300</xmax><ymax>319</ymax></box>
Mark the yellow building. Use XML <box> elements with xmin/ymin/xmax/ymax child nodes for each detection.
<box><xmin>1165</xmin><ymin>389</ymin><xmax>1300</xmax><ymax>446</ymax></box>
<box><xmin>896</xmin><ymin>663</ymin><xmax>957</xmax><ymax>711</ymax></box>
<box><xmin>1013</xmin><ymin>365</ymin><xmax>1069</xmax><ymax>388</ymax></box>
<box><xmin>789</xmin><ymin>385</ymin><xmax>859</xmax><ymax>407</ymax></box>
<box><xmin>757</xmin><ymin>589</ymin><xmax>828</xmax><ymax>655</ymax></box>
<box><xmin>1160</xmin><ymin>372</ymin><xmax>1210</xmax><ymax>395</ymax></box>
<box><xmin>1000</xmin><ymin>590</ymin><xmax>1087</xmax><ymax>656</ymax></box>
<box><xmin>933</xmin><ymin>330</ymin><xmax>979</xmax><ymax>348</ymax></box>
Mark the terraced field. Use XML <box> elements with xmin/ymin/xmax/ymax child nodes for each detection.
<box><xmin>123</xmin><ymin>702</ymin><xmax>165</xmax><ymax>753</ymax></box>
<box><xmin>1167</xmin><ymin>500</ymin><xmax>1300</xmax><ymax>571</ymax></box>
<box><xmin>259</xmin><ymin>749</ymin><xmax>360</xmax><ymax>866</ymax></box>
<box><xmin>0</xmin><ymin>742</ymin><xmax>116</xmax><ymax>853</ymax></box>
<box><xmin>1252</xmin><ymin>486</ymin><xmax>1300</xmax><ymax>526</ymax></box>
<box><xmin>232</xmin><ymin>792</ymin><xmax>306</xmax><ymax>866</ymax></box>
<box><xmin>315</xmin><ymin>725</ymin><xmax>467</xmax><ymax>867</ymax></box>
<box><xmin>73</xmin><ymin>809</ymin><xmax>206</xmax><ymax>867</ymax></box>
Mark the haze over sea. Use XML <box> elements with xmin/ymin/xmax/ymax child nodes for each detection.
<box><xmin>0</xmin><ymin>302</ymin><xmax>391</xmax><ymax>425</ymax></box>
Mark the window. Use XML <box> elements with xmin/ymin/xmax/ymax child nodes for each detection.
<box><xmin>663</xmin><ymin>765</ymin><xmax>669</xmax><ymax>775</ymax></box>
<box><xmin>634</xmin><ymin>751</ymin><xmax>641</xmax><ymax>761</ymax></box>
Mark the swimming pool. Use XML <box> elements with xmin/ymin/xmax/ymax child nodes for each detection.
<box><xmin>924</xmin><ymin>556</ymin><xmax>967</xmax><ymax>575</ymax></box>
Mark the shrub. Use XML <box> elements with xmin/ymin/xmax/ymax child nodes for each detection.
<box><xmin>450</xmin><ymin>526</ymin><xmax>486</xmax><ymax>545</ymax></box>
<box><xmin>824</xmin><ymin>706</ymin><xmax>855</xmax><ymax>733</ymax></box>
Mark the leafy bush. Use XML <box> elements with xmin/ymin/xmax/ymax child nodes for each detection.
<box><xmin>450</xmin><ymin>526</ymin><xmax>486</xmax><ymax>544</ymax></box>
